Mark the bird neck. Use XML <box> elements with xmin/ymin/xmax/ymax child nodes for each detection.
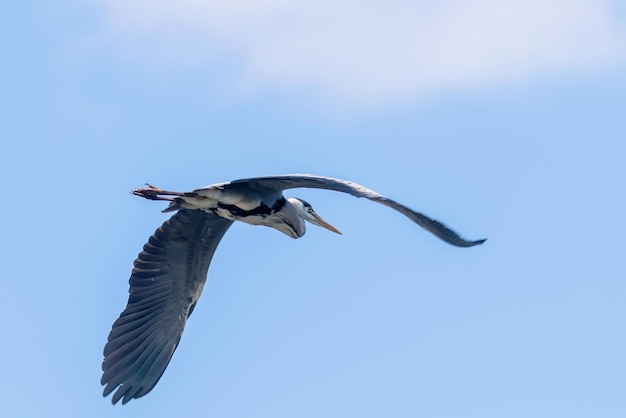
<box><xmin>272</xmin><ymin>198</ymin><xmax>306</xmax><ymax>238</ymax></box>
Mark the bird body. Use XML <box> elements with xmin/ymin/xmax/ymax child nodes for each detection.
<box><xmin>102</xmin><ymin>174</ymin><xmax>486</xmax><ymax>404</ymax></box>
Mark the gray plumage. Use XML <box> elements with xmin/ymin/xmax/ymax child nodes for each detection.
<box><xmin>102</xmin><ymin>174</ymin><xmax>486</xmax><ymax>404</ymax></box>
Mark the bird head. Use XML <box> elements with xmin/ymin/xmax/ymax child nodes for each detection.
<box><xmin>290</xmin><ymin>198</ymin><xmax>342</xmax><ymax>235</ymax></box>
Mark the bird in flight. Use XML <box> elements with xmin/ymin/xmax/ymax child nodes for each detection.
<box><xmin>102</xmin><ymin>174</ymin><xmax>486</xmax><ymax>404</ymax></box>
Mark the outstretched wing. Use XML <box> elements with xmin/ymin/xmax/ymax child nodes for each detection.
<box><xmin>222</xmin><ymin>174</ymin><xmax>486</xmax><ymax>247</ymax></box>
<box><xmin>102</xmin><ymin>210</ymin><xmax>233</xmax><ymax>404</ymax></box>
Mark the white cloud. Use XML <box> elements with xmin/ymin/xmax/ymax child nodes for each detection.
<box><xmin>98</xmin><ymin>0</ymin><xmax>626</xmax><ymax>105</ymax></box>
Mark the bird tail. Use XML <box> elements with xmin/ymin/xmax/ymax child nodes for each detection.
<box><xmin>162</xmin><ymin>199</ymin><xmax>184</xmax><ymax>213</ymax></box>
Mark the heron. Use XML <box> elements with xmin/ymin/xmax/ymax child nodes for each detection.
<box><xmin>102</xmin><ymin>174</ymin><xmax>486</xmax><ymax>404</ymax></box>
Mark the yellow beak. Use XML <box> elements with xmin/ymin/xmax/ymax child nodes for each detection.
<box><xmin>313</xmin><ymin>214</ymin><xmax>342</xmax><ymax>235</ymax></box>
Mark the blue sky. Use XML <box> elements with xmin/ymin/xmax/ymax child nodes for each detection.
<box><xmin>2</xmin><ymin>1</ymin><xmax>625</xmax><ymax>416</ymax></box>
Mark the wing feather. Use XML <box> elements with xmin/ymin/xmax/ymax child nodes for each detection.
<box><xmin>221</xmin><ymin>174</ymin><xmax>485</xmax><ymax>247</ymax></box>
<box><xmin>102</xmin><ymin>209</ymin><xmax>233</xmax><ymax>404</ymax></box>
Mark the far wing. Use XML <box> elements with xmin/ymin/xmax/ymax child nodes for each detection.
<box><xmin>226</xmin><ymin>174</ymin><xmax>486</xmax><ymax>247</ymax></box>
<box><xmin>102</xmin><ymin>210</ymin><xmax>233</xmax><ymax>404</ymax></box>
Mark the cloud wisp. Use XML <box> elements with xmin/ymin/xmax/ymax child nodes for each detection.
<box><xmin>99</xmin><ymin>0</ymin><xmax>626</xmax><ymax>106</ymax></box>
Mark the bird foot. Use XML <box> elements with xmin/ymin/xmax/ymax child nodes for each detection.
<box><xmin>131</xmin><ymin>184</ymin><xmax>178</xmax><ymax>201</ymax></box>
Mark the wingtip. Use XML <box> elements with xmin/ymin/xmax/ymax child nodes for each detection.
<box><xmin>451</xmin><ymin>237</ymin><xmax>487</xmax><ymax>248</ymax></box>
<box><xmin>471</xmin><ymin>238</ymin><xmax>487</xmax><ymax>246</ymax></box>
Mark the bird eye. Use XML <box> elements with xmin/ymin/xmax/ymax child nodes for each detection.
<box><xmin>307</xmin><ymin>207</ymin><xmax>314</xmax><ymax>214</ymax></box>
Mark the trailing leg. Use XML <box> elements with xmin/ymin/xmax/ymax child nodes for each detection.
<box><xmin>131</xmin><ymin>184</ymin><xmax>184</xmax><ymax>201</ymax></box>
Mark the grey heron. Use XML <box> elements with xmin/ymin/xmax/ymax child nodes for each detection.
<box><xmin>102</xmin><ymin>174</ymin><xmax>486</xmax><ymax>404</ymax></box>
